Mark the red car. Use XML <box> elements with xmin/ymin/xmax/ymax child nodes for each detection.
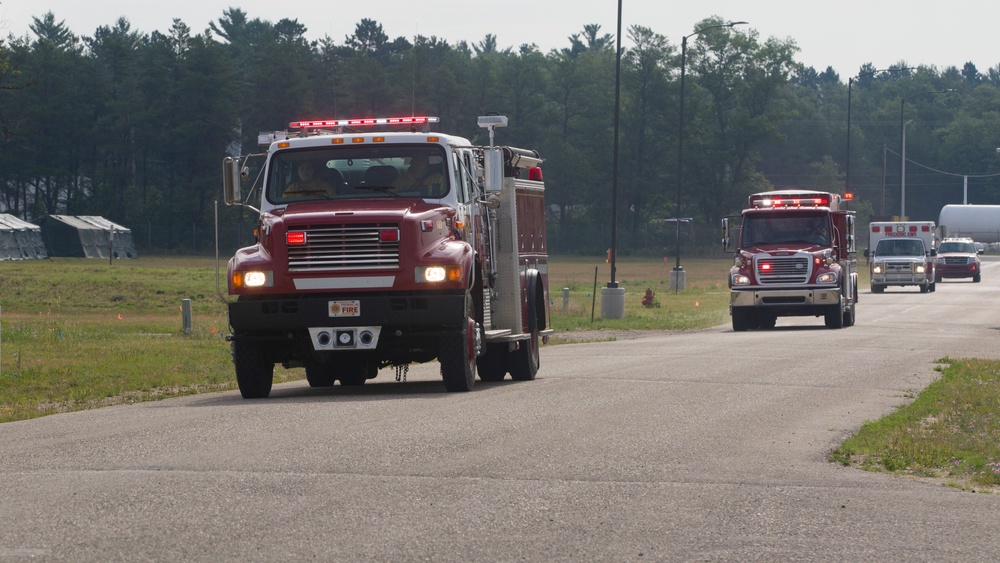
<box><xmin>935</xmin><ymin>238</ymin><xmax>981</xmax><ymax>282</ymax></box>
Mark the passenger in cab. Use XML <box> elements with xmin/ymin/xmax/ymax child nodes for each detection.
<box><xmin>392</xmin><ymin>153</ymin><xmax>445</xmax><ymax>196</ymax></box>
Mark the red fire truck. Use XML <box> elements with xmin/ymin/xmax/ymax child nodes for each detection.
<box><xmin>222</xmin><ymin>115</ymin><xmax>551</xmax><ymax>398</ymax></box>
<box><xmin>722</xmin><ymin>190</ymin><xmax>858</xmax><ymax>331</ymax></box>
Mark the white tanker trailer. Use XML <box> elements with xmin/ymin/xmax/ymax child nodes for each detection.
<box><xmin>938</xmin><ymin>204</ymin><xmax>1000</xmax><ymax>243</ymax></box>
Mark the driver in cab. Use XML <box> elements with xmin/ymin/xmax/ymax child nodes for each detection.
<box><xmin>283</xmin><ymin>161</ymin><xmax>333</xmax><ymax>197</ymax></box>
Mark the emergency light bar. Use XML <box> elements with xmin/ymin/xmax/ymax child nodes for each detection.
<box><xmin>289</xmin><ymin>116</ymin><xmax>439</xmax><ymax>129</ymax></box>
<box><xmin>750</xmin><ymin>194</ymin><xmax>831</xmax><ymax>208</ymax></box>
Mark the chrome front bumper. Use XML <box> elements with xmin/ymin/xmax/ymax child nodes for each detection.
<box><xmin>730</xmin><ymin>287</ymin><xmax>841</xmax><ymax>308</ymax></box>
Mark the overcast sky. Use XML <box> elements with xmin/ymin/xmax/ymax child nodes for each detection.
<box><xmin>2</xmin><ymin>1</ymin><xmax>997</xmax><ymax>77</ymax></box>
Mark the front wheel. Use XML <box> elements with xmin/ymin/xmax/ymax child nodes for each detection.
<box><xmin>824</xmin><ymin>303</ymin><xmax>845</xmax><ymax>329</ymax></box>
<box><xmin>232</xmin><ymin>338</ymin><xmax>274</xmax><ymax>399</ymax></box>
<box><xmin>731</xmin><ymin>308</ymin><xmax>752</xmax><ymax>332</ymax></box>
<box><xmin>440</xmin><ymin>291</ymin><xmax>478</xmax><ymax>392</ymax></box>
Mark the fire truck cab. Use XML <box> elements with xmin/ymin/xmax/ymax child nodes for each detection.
<box><xmin>222</xmin><ymin>116</ymin><xmax>551</xmax><ymax>398</ymax></box>
<box><xmin>723</xmin><ymin>190</ymin><xmax>858</xmax><ymax>331</ymax></box>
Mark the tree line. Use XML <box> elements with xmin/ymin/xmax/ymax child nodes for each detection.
<box><xmin>2</xmin><ymin>9</ymin><xmax>1000</xmax><ymax>255</ymax></box>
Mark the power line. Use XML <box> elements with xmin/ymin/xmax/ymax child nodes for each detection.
<box><xmin>884</xmin><ymin>147</ymin><xmax>1000</xmax><ymax>179</ymax></box>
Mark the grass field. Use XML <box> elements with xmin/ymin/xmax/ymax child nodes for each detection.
<box><xmin>1</xmin><ymin>255</ymin><xmax>998</xmax><ymax>489</ymax></box>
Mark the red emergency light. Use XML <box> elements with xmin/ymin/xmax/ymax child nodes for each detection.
<box><xmin>379</xmin><ymin>228</ymin><xmax>400</xmax><ymax>243</ymax></box>
<box><xmin>287</xmin><ymin>231</ymin><xmax>306</xmax><ymax>245</ymax></box>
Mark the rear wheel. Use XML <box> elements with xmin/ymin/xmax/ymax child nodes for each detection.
<box><xmin>974</xmin><ymin>273</ymin><xmax>982</xmax><ymax>283</ymax></box>
<box><xmin>337</xmin><ymin>357</ymin><xmax>375</xmax><ymax>386</ymax></box>
<box><xmin>232</xmin><ymin>338</ymin><xmax>274</xmax><ymax>399</ymax></box>
<box><xmin>305</xmin><ymin>361</ymin><xmax>335</xmax><ymax>388</ymax></box>
<box><xmin>477</xmin><ymin>343</ymin><xmax>508</xmax><ymax>382</ymax></box>
<box><xmin>440</xmin><ymin>291</ymin><xmax>477</xmax><ymax>392</ymax></box>
<box><xmin>509</xmin><ymin>280</ymin><xmax>541</xmax><ymax>381</ymax></box>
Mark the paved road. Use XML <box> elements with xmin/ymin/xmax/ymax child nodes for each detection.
<box><xmin>2</xmin><ymin>261</ymin><xmax>1000</xmax><ymax>561</ymax></box>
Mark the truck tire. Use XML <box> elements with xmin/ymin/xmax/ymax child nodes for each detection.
<box><xmin>871</xmin><ymin>283</ymin><xmax>884</xmax><ymax>294</ymax></box>
<box><xmin>843</xmin><ymin>298</ymin><xmax>856</xmax><ymax>327</ymax></box>
<box><xmin>759</xmin><ymin>315</ymin><xmax>777</xmax><ymax>329</ymax></box>
<box><xmin>337</xmin><ymin>357</ymin><xmax>375</xmax><ymax>386</ymax></box>
<box><xmin>731</xmin><ymin>308</ymin><xmax>752</xmax><ymax>332</ymax></box>
<box><xmin>440</xmin><ymin>291</ymin><xmax>477</xmax><ymax>392</ymax></box>
<box><xmin>974</xmin><ymin>273</ymin><xmax>981</xmax><ymax>283</ymax></box>
<box><xmin>305</xmin><ymin>361</ymin><xmax>336</xmax><ymax>388</ymax></box>
<box><xmin>477</xmin><ymin>343</ymin><xmax>508</xmax><ymax>382</ymax></box>
<box><xmin>824</xmin><ymin>303</ymin><xmax>845</xmax><ymax>329</ymax></box>
<box><xmin>509</xmin><ymin>277</ymin><xmax>541</xmax><ymax>381</ymax></box>
<box><xmin>233</xmin><ymin>338</ymin><xmax>274</xmax><ymax>399</ymax></box>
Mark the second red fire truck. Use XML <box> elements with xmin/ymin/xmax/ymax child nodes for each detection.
<box><xmin>723</xmin><ymin>190</ymin><xmax>858</xmax><ymax>331</ymax></box>
<box><xmin>222</xmin><ymin>115</ymin><xmax>551</xmax><ymax>398</ymax></box>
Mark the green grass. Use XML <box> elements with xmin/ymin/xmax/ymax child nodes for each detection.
<box><xmin>547</xmin><ymin>257</ymin><xmax>732</xmax><ymax>333</ymax></box>
<box><xmin>831</xmin><ymin>358</ymin><xmax>1000</xmax><ymax>490</ymax></box>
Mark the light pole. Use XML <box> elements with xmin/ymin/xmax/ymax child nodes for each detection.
<box><xmin>901</xmin><ymin>118</ymin><xmax>913</xmax><ymax>218</ymax></box>
<box><xmin>601</xmin><ymin>0</ymin><xmax>626</xmax><ymax>319</ymax></box>
<box><xmin>846</xmin><ymin>67</ymin><xmax>913</xmax><ymax>194</ymax></box>
<box><xmin>674</xmin><ymin>20</ymin><xmax>747</xmax><ymax>293</ymax></box>
<box><xmin>899</xmin><ymin>89</ymin><xmax>955</xmax><ymax>218</ymax></box>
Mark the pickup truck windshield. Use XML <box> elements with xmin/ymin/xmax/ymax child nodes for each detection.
<box><xmin>267</xmin><ymin>145</ymin><xmax>451</xmax><ymax>203</ymax></box>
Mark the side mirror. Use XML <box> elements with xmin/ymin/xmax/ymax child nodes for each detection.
<box><xmin>721</xmin><ymin>217</ymin><xmax>730</xmax><ymax>251</ymax></box>
<box><xmin>223</xmin><ymin>157</ymin><xmax>242</xmax><ymax>204</ymax></box>
<box><xmin>863</xmin><ymin>248</ymin><xmax>870</xmax><ymax>259</ymax></box>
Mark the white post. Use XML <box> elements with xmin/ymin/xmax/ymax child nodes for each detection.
<box><xmin>964</xmin><ymin>175</ymin><xmax>968</xmax><ymax>204</ymax></box>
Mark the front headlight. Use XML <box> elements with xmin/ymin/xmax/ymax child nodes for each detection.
<box><xmin>416</xmin><ymin>265</ymin><xmax>462</xmax><ymax>283</ymax></box>
<box><xmin>914</xmin><ymin>264</ymin><xmax>926</xmax><ymax>274</ymax></box>
<box><xmin>872</xmin><ymin>265</ymin><xmax>883</xmax><ymax>274</ymax></box>
<box><xmin>731</xmin><ymin>274</ymin><xmax>751</xmax><ymax>285</ymax></box>
<box><xmin>817</xmin><ymin>272</ymin><xmax>838</xmax><ymax>283</ymax></box>
<box><xmin>233</xmin><ymin>270</ymin><xmax>273</xmax><ymax>288</ymax></box>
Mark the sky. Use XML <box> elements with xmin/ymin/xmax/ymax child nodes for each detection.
<box><xmin>1</xmin><ymin>1</ymin><xmax>997</xmax><ymax>77</ymax></box>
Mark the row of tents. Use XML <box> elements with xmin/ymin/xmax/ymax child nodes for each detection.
<box><xmin>0</xmin><ymin>214</ymin><xmax>138</xmax><ymax>260</ymax></box>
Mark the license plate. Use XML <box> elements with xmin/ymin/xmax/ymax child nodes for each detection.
<box><xmin>328</xmin><ymin>300</ymin><xmax>360</xmax><ymax>317</ymax></box>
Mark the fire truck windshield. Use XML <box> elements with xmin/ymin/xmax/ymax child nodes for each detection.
<box><xmin>268</xmin><ymin>145</ymin><xmax>451</xmax><ymax>203</ymax></box>
<box><xmin>742</xmin><ymin>212</ymin><xmax>831</xmax><ymax>247</ymax></box>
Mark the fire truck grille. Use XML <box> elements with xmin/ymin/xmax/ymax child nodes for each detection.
<box><xmin>288</xmin><ymin>224</ymin><xmax>400</xmax><ymax>271</ymax></box>
<box><xmin>756</xmin><ymin>256</ymin><xmax>810</xmax><ymax>284</ymax></box>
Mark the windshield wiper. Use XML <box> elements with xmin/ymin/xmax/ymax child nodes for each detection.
<box><xmin>352</xmin><ymin>185</ymin><xmax>400</xmax><ymax>197</ymax></box>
